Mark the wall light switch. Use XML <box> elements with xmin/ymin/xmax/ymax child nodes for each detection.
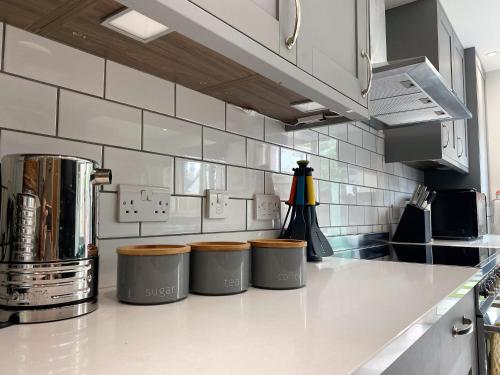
<box><xmin>118</xmin><ymin>185</ymin><xmax>171</xmax><ymax>222</ymax></box>
<box><xmin>206</xmin><ymin>190</ymin><xmax>229</xmax><ymax>219</ymax></box>
<box><xmin>255</xmin><ymin>194</ymin><xmax>280</xmax><ymax>220</ymax></box>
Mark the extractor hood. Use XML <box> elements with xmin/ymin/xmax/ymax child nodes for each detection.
<box><xmin>369</xmin><ymin>56</ymin><xmax>472</xmax><ymax>128</ymax></box>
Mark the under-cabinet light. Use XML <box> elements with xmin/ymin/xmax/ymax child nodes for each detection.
<box><xmin>291</xmin><ymin>100</ymin><xmax>327</xmax><ymax>113</ymax></box>
<box><xmin>102</xmin><ymin>9</ymin><xmax>171</xmax><ymax>43</ymax></box>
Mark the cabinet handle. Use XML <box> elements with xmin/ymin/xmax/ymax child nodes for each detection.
<box><xmin>452</xmin><ymin>316</ymin><xmax>474</xmax><ymax>337</ymax></box>
<box><xmin>442</xmin><ymin>124</ymin><xmax>450</xmax><ymax>149</ymax></box>
<box><xmin>457</xmin><ymin>137</ymin><xmax>464</xmax><ymax>157</ymax></box>
<box><xmin>361</xmin><ymin>50</ymin><xmax>373</xmax><ymax>97</ymax></box>
<box><xmin>285</xmin><ymin>0</ymin><xmax>301</xmax><ymax>50</ymax></box>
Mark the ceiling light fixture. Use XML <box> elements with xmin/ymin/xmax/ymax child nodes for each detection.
<box><xmin>102</xmin><ymin>9</ymin><xmax>171</xmax><ymax>43</ymax></box>
<box><xmin>291</xmin><ymin>100</ymin><xmax>327</xmax><ymax>113</ymax></box>
<box><xmin>486</xmin><ymin>51</ymin><xmax>499</xmax><ymax>57</ymax></box>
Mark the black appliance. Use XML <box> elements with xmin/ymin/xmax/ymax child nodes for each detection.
<box><xmin>431</xmin><ymin>189</ymin><xmax>487</xmax><ymax>240</ymax></box>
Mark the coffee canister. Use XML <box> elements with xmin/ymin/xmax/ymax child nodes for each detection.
<box><xmin>188</xmin><ymin>242</ymin><xmax>250</xmax><ymax>295</ymax></box>
<box><xmin>116</xmin><ymin>245</ymin><xmax>190</xmax><ymax>304</ymax></box>
<box><xmin>250</xmin><ymin>239</ymin><xmax>307</xmax><ymax>290</ymax></box>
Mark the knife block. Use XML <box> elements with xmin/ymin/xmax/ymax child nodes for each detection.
<box><xmin>392</xmin><ymin>204</ymin><xmax>432</xmax><ymax>243</ymax></box>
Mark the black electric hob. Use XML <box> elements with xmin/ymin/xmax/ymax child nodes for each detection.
<box><xmin>333</xmin><ymin>243</ymin><xmax>500</xmax><ymax>268</ymax></box>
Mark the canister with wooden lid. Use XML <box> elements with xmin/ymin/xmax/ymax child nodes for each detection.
<box><xmin>188</xmin><ymin>242</ymin><xmax>250</xmax><ymax>295</ymax></box>
<box><xmin>116</xmin><ymin>245</ymin><xmax>190</xmax><ymax>304</ymax></box>
<box><xmin>250</xmin><ymin>239</ymin><xmax>307</xmax><ymax>290</ymax></box>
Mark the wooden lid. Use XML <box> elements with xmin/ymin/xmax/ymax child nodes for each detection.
<box><xmin>249</xmin><ymin>239</ymin><xmax>307</xmax><ymax>249</ymax></box>
<box><xmin>116</xmin><ymin>244</ymin><xmax>190</xmax><ymax>256</ymax></box>
<box><xmin>188</xmin><ymin>241</ymin><xmax>250</xmax><ymax>252</ymax></box>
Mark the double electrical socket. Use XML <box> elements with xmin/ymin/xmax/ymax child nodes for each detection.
<box><xmin>118</xmin><ymin>185</ymin><xmax>171</xmax><ymax>222</ymax></box>
<box><xmin>255</xmin><ymin>194</ymin><xmax>280</xmax><ymax>221</ymax></box>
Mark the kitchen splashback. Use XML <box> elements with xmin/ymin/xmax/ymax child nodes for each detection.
<box><xmin>0</xmin><ymin>24</ymin><xmax>423</xmax><ymax>287</ymax></box>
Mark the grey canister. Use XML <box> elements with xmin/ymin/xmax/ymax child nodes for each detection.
<box><xmin>189</xmin><ymin>242</ymin><xmax>251</xmax><ymax>295</ymax></box>
<box><xmin>250</xmin><ymin>239</ymin><xmax>307</xmax><ymax>290</ymax></box>
<box><xmin>116</xmin><ymin>245</ymin><xmax>190</xmax><ymax>304</ymax></box>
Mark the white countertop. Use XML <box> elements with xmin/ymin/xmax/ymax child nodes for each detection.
<box><xmin>391</xmin><ymin>234</ymin><xmax>500</xmax><ymax>248</ymax></box>
<box><xmin>0</xmin><ymin>257</ymin><xmax>478</xmax><ymax>375</ymax></box>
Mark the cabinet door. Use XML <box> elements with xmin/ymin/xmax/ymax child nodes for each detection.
<box><xmin>297</xmin><ymin>0</ymin><xmax>370</xmax><ymax>108</ymax></box>
<box><xmin>437</xmin><ymin>16</ymin><xmax>453</xmax><ymax>89</ymax></box>
<box><xmin>441</xmin><ymin>122</ymin><xmax>454</xmax><ymax>159</ymax></box>
<box><xmin>189</xmin><ymin>0</ymin><xmax>280</xmax><ymax>52</ymax></box>
<box><xmin>383</xmin><ymin>290</ymin><xmax>478</xmax><ymax>375</ymax></box>
<box><xmin>452</xmin><ymin>37</ymin><xmax>468</xmax><ymax>168</ymax></box>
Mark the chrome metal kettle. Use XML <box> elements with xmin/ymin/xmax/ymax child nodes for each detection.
<box><xmin>0</xmin><ymin>154</ymin><xmax>111</xmax><ymax>324</ymax></box>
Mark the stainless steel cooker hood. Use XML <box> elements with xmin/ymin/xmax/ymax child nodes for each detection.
<box><xmin>369</xmin><ymin>56</ymin><xmax>472</xmax><ymax>128</ymax></box>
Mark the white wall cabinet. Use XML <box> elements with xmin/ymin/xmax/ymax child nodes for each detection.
<box><xmin>118</xmin><ymin>0</ymin><xmax>371</xmax><ymax>124</ymax></box>
<box><xmin>297</xmin><ymin>0</ymin><xmax>370</xmax><ymax>108</ymax></box>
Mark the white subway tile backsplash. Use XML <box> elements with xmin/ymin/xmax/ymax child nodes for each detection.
<box><xmin>349</xmin><ymin>206</ymin><xmax>365</xmax><ymax>225</ymax></box>
<box><xmin>307</xmin><ymin>155</ymin><xmax>329</xmax><ymax>180</ymax></box>
<box><xmin>377</xmin><ymin>172</ymin><xmax>389</xmax><ymax>189</ymax></box>
<box><xmin>226</xmin><ymin>104</ymin><xmax>264</xmax><ymax>139</ymax></box>
<box><xmin>331</xmin><ymin>205</ymin><xmax>349</xmax><ymax>226</ymax></box>
<box><xmin>319</xmin><ymin>181</ymin><xmax>339</xmax><ymax>204</ymax></box>
<box><xmin>5</xmin><ymin>26</ymin><xmax>104</xmax><ymax>95</ymax></box>
<box><xmin>348</xmin><ymin>165</ymin><xmax>364</xmax><ymax>185</ymax></box>
<box><xmin>143</xmin><ymin>111</ymin><xmax>202</xmax><ymax>159</ymax></box>
<box><xmin>364</xmin><ymin>169</ymin><xmax>378</xmax><ymax>188</ymax></box>
<box><xmin>105</xmin><ymin>61</ymin><xmax>174</xmax><ymax>115</ymax></box>
<box><xmin>0</xmin><ymin>23</ymin><xmax>433</xmax><ymax>290</ymax></box>
<box><xmin>247</xmin><ymin>200</ymin><xmax>281</xmax><ymax>230</ymax></box>
<box><xmin>355</xmin><ymin>147</ymin><xmax>371</xmax><ymax>168</ymax></box>
<box><xmin>264</xmin><ymin>117</ymin><xmax>293</xmax><ymax>147</ymax></box>
<box><xmin>376</xmin><ymin>137</ymin><xmax>385</xmax><ymax>155</ymax></box>
<box><xmin>317</xmin><ymin>204</ymin><xmax>331</xmax><ymax>227</ymax></box>
<box><xmin>0</xmin><ymin>130</ymin><xmax>102</xmax><ymax>163</ymax></box>
<box><xmin>372</xmin><ymin>189</ymin><xmax>384</xmax><ymax>206</ymax></box>
<box><xmin>0</xmin><ymin>73</ymin><xmax>56</xmax><ymax>135</ymax></box>
<box><xmin>338</xmin><ymin>141</ymin><xmax>356</xmax><ymax>164</ymax></box>
<box><xmin>370</xmin><ymin>152</ymin><xmax>384</xmax><ymax>171</ymax></box>
<box><xmin>227</xmin><ymin>166</ymin><xmax>264</xmax><ymax>199</ymax></box>
<box><xmin>59</xmin><ymin>90</ymin><xmax>141</xmax><ymax>148</ymax></box>
<box><xmin>265</xmin><ymin>172</ymin><xmax>293</xmax><ymax>201</ymax></box>
<box><xmin>330</xmin><ymin>160</ymin><xmax>348</xmax><ymax>183</ymax></box>
<box><xmin>362</xmin><ymin>131</ymin><xmax>376</xmax><ymax>152</ymax></box>
<box><xmin>247</xmin><ymin>139</ymin><xmax>280</xmax><ymax>172</ymax></box>
<box><xmin>357</xmin><ymin>187</ymin><xmax>372</xmax><ymax>205</ymax></box>
<box><xmin>318</xmin><ymin>134</ymin><xmax>338</xmax><ymax>159</ymax></box>
<box><xmin>202</xmin><ymin>198</ymin><xmax>246</xmax><ymax>232</ymax></box>
<box><xmin>365</xmin><ymin>207</ymin><xmax>379</xmax><ymax>225</ymax></box>
<box><xmin>141</xmin><ymin>196</ymin><xmax>202</xmax><ymax>236</ymax></box>
<box><xmin>175</xmin><ymin>158</ymin><xmax>225</xmax><ymax>195</ymax></box>
<box><xmin>329</xmin><ymin>123</ymin><xmax>348</xmax><ymax>141</ymax></box>
<box><xmin>348</xmin><ymin>123</ymin><xmax>363</xmax><ymax>146</ymax></box>
<box><xmin>281</xmin><ymin>148</ymin><xmax>305</xmax><ymax>174</ymax></box>
<box><xmin>340</xmin><ymin>184</ymin><xmax>357</xmax><ymax>205</ymax></box>
<box><xmin>294</xmin><ymin>130</ymin><xmax>318</xmax><ymax>154</ymax></box>
<box><xmin>103</xmin><ymin>147</ymin><xmax>174</xmax><ymax>191</ymax></box>
<box><xmin>203</xmin><ymin>127</ymin><xmax>246</xmax><ymax>166</ymax></box>
<box><xmin>98</xmin><ymin>193</ymin><xmax>139</xmax><ymax>238</ymax></box>
<box><xmin>176</xmin><ymin>85</ymin><xmax>225</xmax><ymax>129</ymax></box>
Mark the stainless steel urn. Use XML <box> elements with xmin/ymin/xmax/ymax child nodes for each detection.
<box><xmin>0</xmin><ymin>154</ymin><xmax>111</xmax><ymax>324</ymax></box>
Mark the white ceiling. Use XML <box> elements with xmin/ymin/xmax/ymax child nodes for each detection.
<box><xmin>384</xmin><ymin>0</ymin><xmax>500</xmax><ymax>72</ymax></box>
<box><xmin>440</xmin><ymin>0</ymin><xmax>500</xmax><ymax>72</ymax></box>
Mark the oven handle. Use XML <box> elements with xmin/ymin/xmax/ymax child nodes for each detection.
<box><xmin>452</xmin><ymin>316</ymin><xmax>474</xmax><ymax>337</ymax></box>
